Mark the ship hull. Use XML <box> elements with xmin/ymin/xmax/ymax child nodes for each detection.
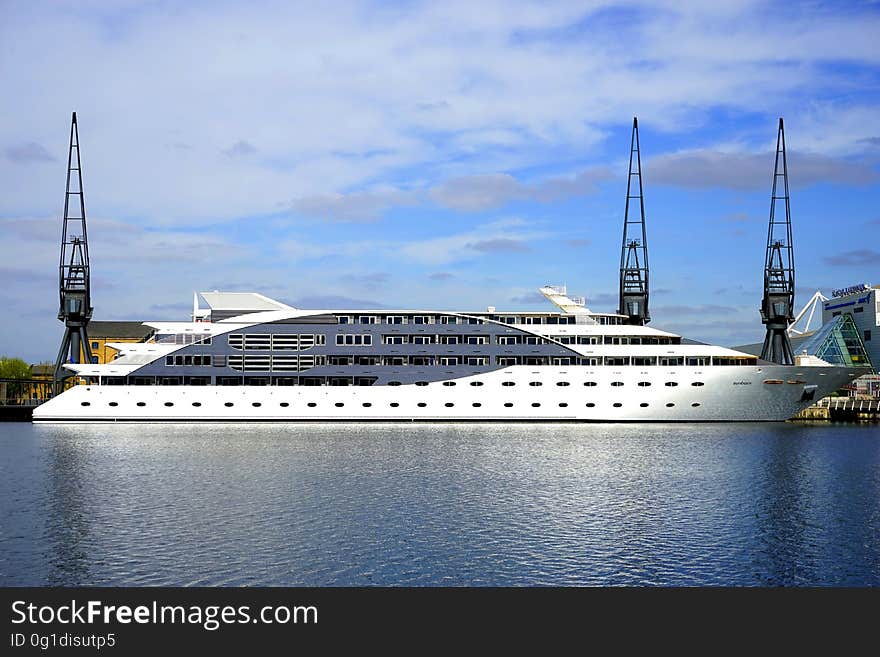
<box><xmin>33</xmin><ymin>365</ymin><xmax>857</xmax><ymax>422</ymax></box>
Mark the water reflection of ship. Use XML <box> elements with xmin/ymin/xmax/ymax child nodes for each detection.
<box><xmin>46</xmin><ymin>430</ymin><xmax>93</xmax><ymax>585</ymax></box>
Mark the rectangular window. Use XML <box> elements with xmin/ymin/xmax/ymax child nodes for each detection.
<box><xmin>501</xmin><ymin>316</ymin><xmax>516</xmax><ymax>324</ymax></box>
<box><xmin>439</xmin><ymin>356</ymin><xmax>460</xmax><ymax>366</ymax></box>
<box><xmin>165</xmin><ymin>355</ymin><xmax>174</xmax><ymax>366</ymax></box>
<box><xmin>497</xmin><ymin>356</ymin><xmax>519</xmax><ymax>366</ymax></box>
<box><xmin>337</xmin><ymin>316</ymin><xmax>352</xmax><ymax>324</ymax></box>
<box><xmin>412</xmin><ymin>315</ymin><xmax>431</xmax><ymax>324</ymax></box>
<box><xmin>466</xmin><ymin>335</ymin><xmax>488</xmax><ymax>345</ymax></box>
<box><xmin>579</xmin><ymin>357</ymin><xmax>600</xmax><ymax>366</ymax></box>
<box><xmin>384</xmin><ymin>335</ymin><xmax>406</xmax><ymax>344</ymax></box>
<box><xmin>632</xmin><ymin>356</ymin><xmax>656</xmax><ymax>366</ymax></box>
<box><xmin>577</xmin><ymin>336</ymin><xmax>601</xmax><ymax>345</ymax></box>
<box><xmin>272</xmin><ymin>356</ymin><xmax>299</xmax><ymax>372</ymax></box>
<box><xmin>91</xmin><ymin>341</ymin><xmax>99</xmax><ymax>349</ymax></box>
<box><xmin>358</xmin><ymin>315</ymin><xmax>378</xmax><ymax>324</ymax></box>
<box><xmin>686</xmin><ymin>357</ymin><xmax>710</xmax><ymax>367</ymax></box>
<box><xmin>439</xmin><ymin>336</ymin><xmax>460</xmax><ymax>344</ymax></box>
<box><xmin>525</xmin><ymin>336</ymin><xmax>540</xmax><ymax>345</ymax></box>
<box><xmin>497</xmin><ymin>336</ymin><xmax>521</xmax><ymax>345</ymax></box>
<box><xmin>243</xmin><ymin>355</ymin><xmax>270</xmax><ymax>371</ymax></box>
<box><xmin>466</xmin><ymin>356</ymin><xmax>489</xmax><ymax>366</ymax></box>
<box><xmin>551</xmin><ymin>357</ymin><xmax>573</xmax><ymax>366</ymax></box>
<box><xmin>228</xmin><ymin>355</ymin><xmax>244</xmax><ymax>371</ymax></box>
<box><xmin>440</xmin><ymin>316</ymin><xmax>458</xmax><ymax>325</ymax></box>
<box><xmin>386</xmin><ymin>316</ymin><xmax>405</xmax><ymax>325</ymax></box>
<box><xmin>854</xmin><ymin>306</ymin><xmax>864</xmax><ymax>313</ymax></box>
<box><xmin>243</xmin><ymin>334</ymin><xmax>271</xmax><ymax>350</ymax></box>
<box><xmin>411</xmin><ymin>335</ymin><xmax>433</xmax><ymax>345</ymax></box>
<box><xmin>659</xmin><ymin>357</ymin><xmax>684</xmax><ymax>366</ymax></box>
<box><xmin>604</xmin><ymin>356</ymin><xmax>630</xmax><ymax>366</ymax></box>
<box><xmin>467</xmin><ymin>318</ymin><xmax>481</xmax><ymax>325</ymax></box>
<box><xmin>272</xmin><ymin>334</ymin><xmax>299</xmax><ymax>350</ymax></box>
<box><xmin>228</xmin><ymin>334</ymin><xmax>243</xmax><ymax>349</ymax></box>
<box><xmin>865</xmin><ymin>330</ymin><xmax>871</xmax><ymax>341</ymax></box>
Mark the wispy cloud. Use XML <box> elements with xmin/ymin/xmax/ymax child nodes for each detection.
<box><xmin>823</xmin><ymin>249</ymin><xmax>880</xmax><ymax>266</ymax></box>
<box><xmin>291</xmin><ymin>188</ymin><xmax>417</xmax><ymax>222</ymax></box>
<box><xmin>650</xmin><ymin>150</ymin><xmax>877</xmax><ymax>190</ymax></box>
<box><xmin>4</xmin><ymin>142</ymin><xmax>55</xmax><ymax>163</ymax></box>
<box><xmin>429</xmin><ymin>167</ymin><xmax>612</xmax><ymax>212</ymax></box>
<box><xmin>222</xmin><ymin>141</ymin><xmax>257</xmax><ymax>157</ymax></box>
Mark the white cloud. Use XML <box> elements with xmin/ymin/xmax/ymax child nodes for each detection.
<box><xmin>1</xmin><ymin>1</ymin><xmax>878</xmax><ymax>225</ymax></box>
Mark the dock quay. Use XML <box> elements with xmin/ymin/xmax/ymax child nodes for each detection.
<box><xmin>794</xmin><ymin>397</ymin><xmax>880</xmax><ymax>422</ymax></box>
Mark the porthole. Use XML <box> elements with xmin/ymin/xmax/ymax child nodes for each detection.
<box><xmin>556</xmin><ymin>382</ymin><xmax>570</xmax><ymax>387</ymax></box>
<box><xmin>252</xmin><ymin>402</ymin><xmax>262</xmax><ymax>407</ymax></box>
<box><xmin>665</xmin><ymin>382</ymin><xmax>678</xmax><ymax>387</ymax></box>
<box><xmin>529</xmin><ymin>382</ymin><xmax>542</xmax><ymax>387</ymax></box>
<box><xmin>192</xmin><ymin>402</ymin><xmax>201</xmax><ymax>407</ymax></box>
<box><xmin>559</xmin><ymin>402</ymin><xmax>568</xmax><ymax>408</ymax></box>
<box><xmin>444</xmin><ymin>403</ymin><xmax>454</xmax><ymax>407</ymax></box>
<box><xmin>224</xmin><ymin>402</ymin><xmax>233</xmax><ymax>407</ymax></box>
<box><xmin>691</xmin><ymin>382</ymin><xmax>704</xmax><ymax>387</ymax></box>
<box><xmin>307</xmin><ymin>402</ymin><xmax>317</xmax><ymax>407</ymax></box>
<box><xmin>415</xmin><ymin>381</ymin><xmax>429</xmax><ymax>386</ymax></box>
<box><xmin>586</xmin><ymin>403</ymin><xmax>596</xmax><ymax>408</ymax></box>
<box><xmin>108</xmin><ymin>402</ymin><xmax>118</xmax><ymax>407</ymax></box>
<box><xmin>666</xmin><ymin>403</ymin><xmax>675</xmax><ymax>407</ymax></box>
<box><xmin>164</xmin><ymin>402</ymin><xmax>174</xmax><ymax>407</ymax></box>
<box><xmin>390</xmin><ymin>402</ymin><xmax>400</xmax><ymax>408</ymax></box>
<box><xmin>443</xmin><ymin>382</ymin><xmax>456</xmax><ymax>387</ymax></box>
<box><xmin>611</xmin><ymin>382</ymin><xmax>624</xmax><ymax>387</ymax></box>
<box><xmin>504</xmin><ymin>402</ymin><xmax>514</xmax><ymax>407</ymax></box>
<box><xmin>584</xmin><ymin>381</ymin><xmax>597</xmax><ymax>387</ymax></box>
<box><xmin>531</xmin><ymin>402</ymin><xmax>541</xmax><ymax>407</ymax></box>
<box><xmin>470</xmin><ymin>381</ymin><xmax>484</xmax><ymax>387</ymax></box>
<box><xmin>280</xmin><ymin>402</ymin><xmax>289</xmax><ymax>408</ymax></box>
<box><xmin>640</xmin><ymin>403</ymin><xmax>649</xmax><ymax>408</ymax></box>
<box><xmin>502</xmin><ymin>381</ymin><xmax>515</xmax><ymax>387</ymax></box>
<box><xmin>691</xmin><ymin>402</ymin><xmax>701</xmax><ymax>407</ymax></box>
<box><xmin>136</xmin><ymin>402</ymin><xmax>146</xmax><ymax>407</ymax></box>
<box><xmin>388</xmin><ymin>381</ymin><xmax>402</xmax><ymax>386</ymax></box>
<box><xmin>613</xmin><ymin>403</ymin><xmax>623</xmax><ymax>408</ymax></box>
<box><xmin>335</xmin><ymin>402</ymin><xmax>344</xmax><ymax>407</ymax></box>
<box><xmin>81</xmin><ymin>402</ymin><xmax>90</xmax><ymax>407</ymax></box>
<box><xmin>637</xmin><ymin>382</ymin><xmax>651</xmax><ymax>387</ymax></box>
<box><xmin>417</xmin><ymin>402</ymin><xmax>427</xmax><ymax>407</ymax></box>
<box><xmin>362</xmin><ymin>402</ymin><xmax>372</xmax><ymax>407</ymax></box>
<box><xmin>472</xmin><ymin>403</ymin><xmax>482</xmax><ymax>407</ymax></box>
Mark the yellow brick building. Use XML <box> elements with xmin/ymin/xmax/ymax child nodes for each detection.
<box><xmin>86</xmin><ymin>321</ymin><xmax>153</xmax><ymax>364</ymax></box>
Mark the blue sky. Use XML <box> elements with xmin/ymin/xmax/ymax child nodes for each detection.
<box><xmin>1</xmin><ymin>0</ymin><xmax>878</xmax><ymax>363</ymax></box>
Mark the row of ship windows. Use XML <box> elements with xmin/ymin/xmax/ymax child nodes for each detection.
<box><xmin>83</xmin><ymin>401</ymin><xmax>703</xmax><ymax>409</ymax></box>
<box><xmin>336</xmin><ymin>315</ymin><xmax>584</xmax><ymax>325</ymax></box>
<box><xmin>225</xmin><ymin>333</ymin><xmax>681</xmax><ymax>349</ymax></box>
<box><xmin>165</xmin><ymin>354</ymin><xmax>748</xmax><ymax>370</ymax></box>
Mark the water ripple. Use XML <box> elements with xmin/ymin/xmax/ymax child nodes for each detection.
<box><xmin>1</xmin><ymin>422</ymin><xmax>878</xmax><ymax>586</ymax></box>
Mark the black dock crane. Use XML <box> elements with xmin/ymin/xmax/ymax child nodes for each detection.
<box><xmin>618</xmin><ymin>116</ymin><xmax>650</xmax><ymax>325</ymax></box>
<box><xmin>53</xmin><ymin>112</ymin><xmax>93</xmax><ymax>389</ymax></box>
<box><xmin>759</xmin><ymin>118</ymin><xmax>795</xmax><ymax>365</ymax></box>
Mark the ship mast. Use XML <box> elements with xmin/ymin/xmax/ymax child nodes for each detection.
<box><xmin>618</xmin><ymin>116</ymin><xmax>650</xmax><ymax>325</ymax></box>
<box><xmin>759</xmin><ymin>118</ymin><xmax>795</xmax><ymax>366</ymax></box>
<box><xmin>53</xmin><ymin>112</ymin><xmax>94</xmax><ymax>387</ymax></box>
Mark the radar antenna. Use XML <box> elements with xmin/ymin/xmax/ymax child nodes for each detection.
<box><xmin>759</xmin><ymin>117</ymin><xmax>795</xmax><ymax>365</ymax></box>
<box><xmin>618</xmin><ymin>116</ymin><xmax>650</xmax><ymax>325</ymax></box>
<box><xmin>53</xmin><ymin>112</ymin><xmax>93</xmax><ymax>387</ymax></box>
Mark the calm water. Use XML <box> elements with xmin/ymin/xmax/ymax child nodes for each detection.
<box><xmin>1</xmin><ymin>421</ymin><xmax>878</xmax><ymax>586</ymax></box>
